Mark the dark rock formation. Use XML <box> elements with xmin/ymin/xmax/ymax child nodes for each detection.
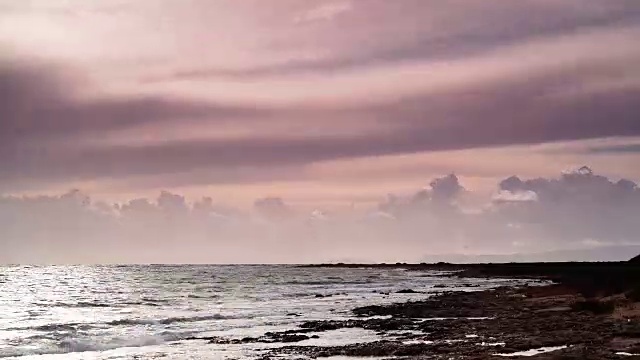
<box><xmin>396</xmin><ymin>289</ymin><xmax>421</xmax><ymax>294</ymax></box>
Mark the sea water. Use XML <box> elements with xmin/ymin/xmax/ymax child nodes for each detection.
<box><xmin>0</xmin><ymin>265</ymin><xmax>526</xmax><ymax>359</ymax></box>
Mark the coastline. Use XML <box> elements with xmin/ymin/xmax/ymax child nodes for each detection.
<box><xmin>257</xmin><ymin>261</ymin><xmax>640</xmax><ymax>358</ymax></box>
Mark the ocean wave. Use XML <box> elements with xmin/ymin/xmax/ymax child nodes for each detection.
<box><xmin>106</xmin><ymin>313</ymin><xmax>229</xmax><ymax>326</ymax></box>
<box><xmin>140</xmin><ymin>297</ymin><xmax>170</xmax><ymax>303</ymax></box>
<box><xmin>121</xmin><ymin>300</ymin><xmax>167</xmax><ymax>307</ymax></box>
<box><xmin>119</xmin><ymin>297</ymin><xmax>171</xmax><ymax>306</ymax></box>
<box><xmin>282</xmin><ymin>279</ymin><xmax>373</xmax><ymax>285</ymax></box>
<box><xmin>281</xmin><ymin>292</ymin><xmax>321</xmax><ymax>298</ymax></box>
<box><xmin>39</xmin><ymin>298</ymin><xmax>170</xmax><ymax>308</ymax></box>
<box><xmin>5</xmin><ymin>314</ymin><xmax>229</xmax><ymax>333</ymax></box>
<box><xmin>44</xmin><ymin>301</ymin><xmax>112</xmax><ymax>308</ymax></box>
<box><xmin>6</xmin><ymin>322</ymin><xmax>95</xmax><ymax>332</ymax></box>
<box><xmin>186</xmin><ymin>294</ymin><xmax>220</xmax><ymax>299</ymax></box>
<box><xmin>0</xmin><ymin>333</ymin><xmax>183</xmax><ymax>358</ymax></box>
<box><xmin>59</xmin><ymin>335</ymin><xmax>174</xmax><ymax>352</ymax></box>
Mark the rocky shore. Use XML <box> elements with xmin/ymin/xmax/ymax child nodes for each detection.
<box><xmin>257</xmin><ymin>283</ymin><xmax>640</xmax><ymax>359</ymax></box>
<box><xmin>252</xmin><ymin>260</ymin><xmax>640</xmax><ymax>359</ymax></box>
<box><xmin>175</xmin><ymin>260</ymin><xmax>640</xmax><ymax>358</ymax></box>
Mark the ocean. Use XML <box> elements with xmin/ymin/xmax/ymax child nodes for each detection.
<box><xmin>0</xmin><ymin>265</ymin><xmax>527</xmax><ymax>359</ymax></box>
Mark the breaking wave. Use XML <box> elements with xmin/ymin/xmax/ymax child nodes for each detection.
<box><xmin>45</xmin><ymin>301</ymin><xmax>112</xmax><ymax>308</ymax></box>
<box><xmin>282</xmin><ymin>279</ymin><xmax>374</xmax><ymax>285</ymax></box>
<box><xmin>0</xmin><ymin>333</ymin><xmax>185</xmax><ymax>358</ymax></box>
<box><xmin>186</xmin><ymin>293</ymin><xmax>220</xmax><ymax>299</ymax></box>
<box><xmin>106</xmin><ymin>314</ymin><xmax>229</xmax><ymax>326</ymax></box>
<box><xmin>6</xmin><ymin>314</ymin><xmax>229</xmax><ymax>332</ymax></box>
<box><xmin>40</xmin><ymin>297</ymin><xmax>170</xmax><ymax>308</ymax></box>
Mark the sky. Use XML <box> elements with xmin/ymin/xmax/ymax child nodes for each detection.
<box><xmin>1</xmin><ymin>1</ymin><xmax>640</xmax><ymax>263</ymax></box>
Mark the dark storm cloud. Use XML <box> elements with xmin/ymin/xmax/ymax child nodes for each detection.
<box><xmin>0</xmin><ymin>60</ymin><xmax>264</xmax><ymax>144</ymax></box>
<box><xmin>2</xmin><ymin>3</ymin><xmax>640</xmax><ymax>191</ymax></box>
<box><xmin>0</xmin><ymin>59</ymin><xmax>276</xmax><ymax>188</ymax></box>
<box><xmin>3</xmin><ymin>55</ymin><xmax>640</xmax><ymax>189</ymax></box>
<box><xmin>70</xmin><ymin>70</ymin><xmax>640</xmax><ymax>177</ymax></box>
<box><xmin>379</xmin><ymin>78</ymin><xmax>640</xmax><ymax>150</ymax></box>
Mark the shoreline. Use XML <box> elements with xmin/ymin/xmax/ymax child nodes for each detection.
<box><xmin>303</xmin><ymin>261</ymin><xmax>640</xmax><ymax>297</ymax></box>
<box><xmin>257</xmin><ymin>261</ymin><xmax>640</xmax><ymax>358</ymax></box>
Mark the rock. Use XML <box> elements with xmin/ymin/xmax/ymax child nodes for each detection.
<box><xmin>261</xmin><ymin>272</ymin><xmax>640</xmax><ymax>359</ymax></box>
<box><xmin>278</xmin><ymin>334</ymin><xmax>311</xmax><ymax>343</ymax></box>
<box><xmin>300</xmin><ymin>318</ymin><xmax>415</xmax><ymax>332</ymax></box>
<box><xmin>396</xmin><ymin>289</ymin><xmax>421</xmax><ymax>294</ymax></box>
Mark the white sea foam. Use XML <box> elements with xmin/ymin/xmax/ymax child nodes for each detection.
<box><xmin>0</xmin><ymin>333</ymin><xmax>182</xmax><ymax>358</ymax></box>
<box><xmin>106</xmin><ymin>314</ymin><xmax>229</xmax><ymax>326</ymax></box>
<box><xmin>497</xmin><ymin>345</ymin><xmax>568</xmax><ymax>357</ymax></box>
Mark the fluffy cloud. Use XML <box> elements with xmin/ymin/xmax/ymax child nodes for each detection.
<box><xmin>254</xmin><ymin>197</ymin><xmax>293</xmax><ymax>221</ymax></box>
<box><xmin>2</xmin><ymin>167</ymin><xmax>638</xmax><ymax>263</ymax></box>
<box><xmin>492</xmin><ymin>190</ymin><xmax>538</xmax><ymax>203</ymax></box>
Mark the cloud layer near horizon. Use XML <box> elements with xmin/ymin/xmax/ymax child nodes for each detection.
<box><xmin>1</xmin><ymin>0</ymin><xmax>640</xmax><ymax>199</ymax></box>
<box><xmin>2</xmin><ymin>167</ymin><xmax>639</xmax><ymax>263</ymax></box>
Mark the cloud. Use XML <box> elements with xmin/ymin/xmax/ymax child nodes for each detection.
<box><xmin>492</xmin><ymin>190</ymin><xmax>538</xmax><ymax>203</ymax></box>
<box><xmin>254</xmin><ymin>196</ymin><xmax>292</xmax><ymax>221</ymax></box>
<box><xmin>294</xmin><ymin>1</ymin><xmax>352</xmax><ymax>23</ymax></box>
<box><xmin>0</xmin><ymin>58</ymin><xmax>278</xmax><ymax>188</ymax></box>
<box><xmin>429</xmin><ymin>174</ymin><xmax>464</xmax><ymax>202</ymax></box>
<box><xmin>2</xmin><ymin>166</ymin><xmax>639</xmax><ymax>263</ymax></box>
<box><xmin>0</xmin><ymin>59</ymin><xmax>262</xmax><ymax>143</ymax></box>
<box><xmin>1</xmin><ymin>1</ymin><xmax>640</xmax><ymax>195</ymax></box>
<box><xmin>586</xmin><ymin>144</ymin><xmax>640</xmax><ymax>154</ymax></box>
<box><xmin>149</xmin><ymin>1</ymin><xmax>640</xmax><ymax>81</ymax></box>
<box><xmin>3</xmin><ymin>47</ymin><xmax>640</xmax><ymax>192</ymax></box>
<box><xmin>157</xmin><ymin>191</ymin><xmax>188</xmax><ymax>213</ymax></box>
